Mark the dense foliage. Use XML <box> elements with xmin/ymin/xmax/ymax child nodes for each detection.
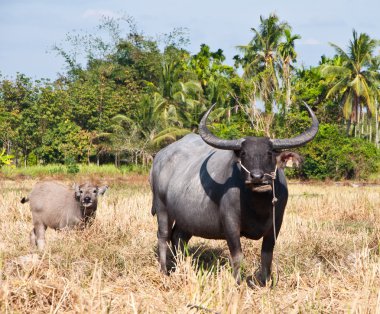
<box><xmin>296</xmin><ymin>124</ymin><xmax>379</xmax><ymax>180</ymax></box>
<box><xmin>0</xmin><ymin>14</ymin><xmax>379</xmax><ymax>179</ymax></box>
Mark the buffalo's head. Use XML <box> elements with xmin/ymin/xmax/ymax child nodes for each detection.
<box><xmin>199</xmin><ymin>103</ymin><xmax>318</xmax><ymax>192</ymax></box>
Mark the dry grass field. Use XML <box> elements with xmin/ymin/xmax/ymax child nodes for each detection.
<box><xmin>0</xmin><ymin>175</ymin><xmax>379</xmax><ymax>313</ymax></box>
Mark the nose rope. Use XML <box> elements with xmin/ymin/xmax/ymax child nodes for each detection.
<box><xmin>238</xmin><ymin>160</ymin><xmax>251</xmax><ymax>174</ymax></box>
<box><xmin>238</xmin><ymin>161</ymin><xmax>277</xmax><ymax>182</ymax></box>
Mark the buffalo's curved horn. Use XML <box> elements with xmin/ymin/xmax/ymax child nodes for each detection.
<box><xmin>270</xmin><ymin>102</ymin><xmax>319</xmax><ymax>149</ymax></box>
<box><xmin>199</xmin><ymin>104</ymin><xmax>244</xmax><ymax>150</ymax></box>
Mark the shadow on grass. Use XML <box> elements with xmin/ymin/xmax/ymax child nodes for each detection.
<box><xmin>154</xmin><ymin>243</ymin><xmax>230</xmax><ymax>274</ymax></box>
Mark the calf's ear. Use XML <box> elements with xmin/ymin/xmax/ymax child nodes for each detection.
<box><xmin>74</xmin><ymin>183</ymin><xmax>81</xmax><ymax>199</ymax></box>
<box><xmin>97</xmin><ymin>185</ymin><xmax>108</xmax><ymax>195</ymax></box>
<box><xmin>276</xmin><ymin>152</ymin><xmax>302</xmax><ymax>169</ymax></box>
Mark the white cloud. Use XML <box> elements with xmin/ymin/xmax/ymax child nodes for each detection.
<box><xmin>82</xmin><ymin>9</ymin><xmax>121</xmax><ymax>19</ymax></box>
<box><xmin>302</xmin><ymin>38</ymin><xmax>321</xmax><ymax>46</ymax></box>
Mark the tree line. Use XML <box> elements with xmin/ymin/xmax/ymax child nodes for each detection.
<box><xmin>0</xmin><ymin>14</ymin><xmax>379</xmax><ymax>179</ymax></box>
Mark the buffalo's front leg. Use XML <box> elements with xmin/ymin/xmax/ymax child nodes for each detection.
<box><xmin>254</xmin><ymin>232</ymin><xmax>275</xmax><ymax>286</ymax></box>
<box><xmin>224</xmin><ymin>222</ymin><xmax>243</xmax><ymax>284</ymax></box>
<box><xmin>250</xmin><ymin>199</ymin><xmax>284</xmax><ymax>288</ymax></box>
<box><xmin>257</xmin><ymin>235</ymin><xmax>274</xmax><ymax>286</ymax></box>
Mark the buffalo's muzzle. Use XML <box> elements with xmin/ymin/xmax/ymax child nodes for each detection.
<box><xmin>245</xmin><ymin>180</ymin><xmax>272</xmax><ymax>192</ymax></box>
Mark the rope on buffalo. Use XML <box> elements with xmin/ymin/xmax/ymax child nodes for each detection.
<box><xmin>267</xmin><ymin>165</ymin><xmax>278</xmax><ymax>246</ymax></box>
<box><xmin>238</xmin><ymin>161</ymin><xmax>278</xmax><ymax>243</ymax></box>
<box><xmin>266</xmin><ymin>165</ymin><xmax>279</xmax><ymax>287</ymax></box>
<box><xmin>238</xmin><ymin>161</ymin><xmax>279</xmax><ymax>286</ymax></box>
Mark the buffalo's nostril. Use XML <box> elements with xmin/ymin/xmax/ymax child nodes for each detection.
<box><xmin>250</xmin><ymin>172</ymin><xmax>263</xmax><ymax>180</ymax></box>
<box><xmin>84</xmin><ymin>196</ymin><xmax>91</xmax><ymax>203</ymax></box>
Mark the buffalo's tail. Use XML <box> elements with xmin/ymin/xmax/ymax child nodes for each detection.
<box><xmin>151</xmin><ymin>206</ymin><xmax>156</xmax><ymax>216</ymax></box>
<box><xmin>20</xmin><ymin>196</ymin><xmax>29</xmax><ymax>204</ymax></box>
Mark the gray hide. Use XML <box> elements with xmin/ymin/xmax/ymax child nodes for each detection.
<box><xmin>150</xmin><ymin>103</ymin><xmax>318</xmax><ymax>287</ymax></box>
<box><xmin>21</xmin><ymin>181</ymin><xmax>108</xmax><ymax>250</ymax></box>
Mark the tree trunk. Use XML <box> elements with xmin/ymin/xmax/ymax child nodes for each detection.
<box><xmin>361</xmin><ymin>109</ymin><xmax>364</xmax><ymax>138</ymax></box>
<box><xmin>6</xmin><ymin>140</ymin><xmax>11</xmax><ymax>155</ymax></box>
<box><xmin>376</xmin><ymin>104</ymin><xmax>379</xmax><ymax>148</ymax></box>
<box><xmin>346</xmin><ymin>119</ymin><xmax>352</xmax><ymax>136</ymax></box>
<box><xmin>356</xmin><ymin>104</ymin><xmax>360</xmax><ymax>138</ymax></box>
<box><xmin>87</xmin><ymin>149</ymin><xmax>90</xmax><ymax>165</ymax></box>
<box><xmin>115</xmin><ymin>152</ymin><xmax>120</xmax><ymax>168</ymax></box>
<box><xmin>285</xmin><ymin>63</ymin><xmax>291</xmax><ymax>114</ymax></box>
<box><xmin>353</xmin><ymin>97</ymin><xmax>359</xmax><ymax>137</ymax></box>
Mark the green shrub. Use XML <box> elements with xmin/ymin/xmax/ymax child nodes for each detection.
<box><xmin>296</xmin><ymin>124</ymin><xmax>379</xmax><ymax>180</ymax></box>
<box><xmin>0</xmin><ymin>149</ymin><xmax>14</xmax><ymax>168</ymax></box>
<box><xmin>65</xmin><ymin>157</ymin><xmax>79</xmax><ymax>174</ymax></box>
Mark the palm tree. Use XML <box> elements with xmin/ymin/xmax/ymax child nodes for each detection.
<box><xmin>160</xmin><ymin>53</ymin><xmax>204</xmax><ymax>131</ymax></box>
<box><xmin>321</xmin><ymin>30</ymin><xmax>380</xmax><ymax>137</ymax></box>
<box><xmin>236</xmin><ymin>13</ymin><xmax>289</xmax><ymax>113</ymax></box>
<box><xmin>368</xmin><ymin>56</ymin><xmax>380</xmax><ymax>146</ymax></box>
<box><xmin>188</xmin><ymin>44</ymin><xmax>235</xmax><ymax>121</ymax></box>
<box><xmin>278</xmin><ymin>29</ymin><xmax>301</xmax><ymax>113</ymax></box>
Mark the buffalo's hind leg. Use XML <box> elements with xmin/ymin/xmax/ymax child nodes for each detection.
<box><xmin>171</xmin><ymin>224</ymin><xmax>192</xmax><ymax>259</ymax></box>
<box><xmin>155</xmin><ymin>199</ymin><xmax>172</xmax><ymax>275</ymax></box>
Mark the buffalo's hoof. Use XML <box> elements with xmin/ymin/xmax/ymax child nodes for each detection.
<box><xmin>246</xmin><ymin>272</ymin><xmax>268</xmax><ymax>288</ymax></box>
<box><xmin>247</xmin><ymin>271</ymin><xmax>278</xmax><ymax>288</ymax></box>
<box><xmin>160</xmin><ymin>267</ymin><xmax>169</xmax><ymax>276</ymax></box>
<box><xmin>247</xmin><ymin>276</ymin><xmax>265</xmax><ymax>288</ymax></box>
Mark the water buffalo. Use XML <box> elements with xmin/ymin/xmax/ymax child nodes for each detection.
<box><xmin>21</xmin><ymin>181</ymin><xmax>108</xmax><ymax>250</ymax></box>
<box><xmin>150</xmin><ymin>103</ymin><xmax>318</xmax><ymax>286</ymax></box>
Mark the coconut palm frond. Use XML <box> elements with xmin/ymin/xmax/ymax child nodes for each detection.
<box><xmin>152</xmin><ymin>127</ymin><xmax>191</xmax><ymax>146</ymax></box>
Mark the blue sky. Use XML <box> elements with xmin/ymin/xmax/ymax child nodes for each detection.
<box><xmin>1</xmin><ymin>0</ymin><xmax>379</xmax><ymax>80</ymax></box>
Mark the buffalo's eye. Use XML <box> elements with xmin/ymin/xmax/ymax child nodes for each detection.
<box><xmin>240</xmin><ymin>151</ymin><xmax>246</xmax><ymax>158</ymax></box>
<box><xmin>93</xmin><ymin>190</ymin><xmax>97</xmax><ymax>193</ymax></box>
<box><xmin>80</xmin><ymin>190</ymin><xmax>83</xmax><ymax>194</ymax></box>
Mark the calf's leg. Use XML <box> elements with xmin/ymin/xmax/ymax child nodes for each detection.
<box><xmin>30</xmin><ymin>228</ymin><xmax>37</xmax><ymax>247</ymax></box>
<box><xmin>34</xmin><ymin>223</ymin><xmax>47</xmax><ymax>251</ymax></box>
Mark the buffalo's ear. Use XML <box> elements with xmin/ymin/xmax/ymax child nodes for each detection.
<box><xmin>276</xmin><ymin>152</ymin><xmax>302</xmax><ymax>168</ymax></box>
<box><xmin>74</xmin><ymin>183</ymin><xmax>81</xmax><ymax>199</ymax></box>
<box><xmin>97</xmin><ymin>185</ymin><xmax>108</xmax><ymax>196</ymax></box>
<box><xmin>234</xmin><ymin>149</ymin><xmax>241</xmax><ymax>162</ymax></box>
